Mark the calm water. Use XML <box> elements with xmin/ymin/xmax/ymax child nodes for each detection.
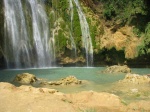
<box><xmin>0</xmin><ymin>67</ymin><xmax>125</xmax><ymax>83</ymax></box>
<box><xmin>0</xmin><ymin>67</ymin><xmax>150</xmax><ymax>93</ymax></box>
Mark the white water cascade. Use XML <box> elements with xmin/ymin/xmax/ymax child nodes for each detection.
<box><xmin>69</xmin><ymin>0</ymin><xmax>77</xmax><ymax>59</ymax></box>
<box><xmin>72</xmin><ymin>0</ymin><xmax>93</xmax><ymax>66</ymax></box>
<box><xmin>3</xmin><ymin>0</ymin><xmax>93</xmax><ymax>68</ymax></box>
<box><xmin>4</xmin><ymin>0</ymin><xmax>55</xmax><ymax>68</ymax></box>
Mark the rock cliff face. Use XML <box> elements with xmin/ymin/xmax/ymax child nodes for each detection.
<box><xmin>100</xmin><ymin>26</ymin><xmax>140</xmax><ymax>59</ymax></box>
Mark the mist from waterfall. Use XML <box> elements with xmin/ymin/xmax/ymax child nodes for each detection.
<box><xmin>4</xmin><ymin>0</ymin><xmax>55</xmax><ymax>68</ymax></box>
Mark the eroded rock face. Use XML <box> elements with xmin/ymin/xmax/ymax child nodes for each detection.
<box><xmin>13</xmin><ymin>73</ymin><xmax>37</xmax><ymax>84</ymax></box>
<box><xmin>102</xmin><ymin>65</ymin><xmax>131</xmax><ymax>73</ymax></box>
<box><xmin>119</xmin><ymin>73</ymin><xmax>150</xmax><ymax>84</ymax></box>
<box><xmin>60</xmin><ymin>56</ymin><xmax>85</xmax><ymax>65</ymax></box>
<box><xmin>100</xmin><ymin>26</ymin><xmax>140</xmax><ymax>59</ymax></box>
<box><xmin>40</xmin><ymin>76</ymin><xmax>82</xmax><ymax>86</ymax></box>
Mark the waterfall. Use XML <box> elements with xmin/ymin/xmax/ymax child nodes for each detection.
<box><xmin>3</xmin><ymin>0</ymin><xmax>93</xmax><ymax>68</ymax></box>
<box><xmin>69</xmin><ymin>0</ymin><xmax>77</xmax><ymax>59</ymax></box>
<box><xmin>4</xmin><ymin>0</ymin><xmax>55</xmax><ymax>68</ymax></box>
<box><xmin>72</xmin><ymin>0</ymin><xmax>93</xmax><ymax>66</ymax></box>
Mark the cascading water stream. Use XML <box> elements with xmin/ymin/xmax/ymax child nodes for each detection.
<box><xmin>72</xmin><ymin>0</ymin><xmax>93</xmax><ymax>66</ymax></box>
<box><xmin>69</xmin><ymin>0</ymin><xmax>73</xmax><ymax>32</ymax></box>
<box><xmin>4</xmin><ymin>0</ymin><xmax>55</xmax><ymax>68</ymax></box>
<box><xmin>69</xmin><ymin>0</ymin><xmax>77</xmax><ymax>59</ymax></box>
<box><xmin>3</xmin><ymin>0</ymin><xmax>93</xmax><ymax>68</ymax></box>
<box><xmin>4</xmin><ymin>0</ymin><xmax>31</xmax><ymax>68</ymax></box>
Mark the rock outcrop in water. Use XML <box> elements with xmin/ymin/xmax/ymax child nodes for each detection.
<box><xmin>13</xmin><ymin>73</ymin><xmax>84</xmax><ymax>87</ymax></box>
<box><xmin>119</xmin><ymin>73</ymin><xmax>150</xmax><ymax>84</ymax></box>
<box><xmin>13</xmin><ymin>73</ymin><xmax>37</xmax><ymax>84</ymax></box>
<box><xmin>102</xmin><ymin>65</ymin><xmax>131</xmax><ymax>73</ymax></box>
<box><xmin>40</xmin><ymin>76</ymin><xmax>82</xmax><ymax>86</ymax></box>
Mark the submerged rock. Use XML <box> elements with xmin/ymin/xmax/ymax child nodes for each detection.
<box><xmin>102</xmin><ymin>65</ymin><xmax>131</xmax><ymax>73</ymax></box>
<box><xmin>13</xmin><ymin>73</ymin><xmax>37</xmax><ymax>84</ymax></box>
<box><xmin>119</xmin><ymin>73</ymin><xmax>150</xmax><ymax>84</ymax></box>
<box><xmin>40</xmin><ymin>76</ymin><xmax>82</xmax><ymax>86</ymax></box>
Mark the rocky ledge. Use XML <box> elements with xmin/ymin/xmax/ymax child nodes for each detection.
<box><xmin>102</xmin><ymin>65</ymin><xmax>131</xmax><ymax>73</ymax></box>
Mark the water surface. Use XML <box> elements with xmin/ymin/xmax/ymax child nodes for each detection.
<box><xmin>0</xmin><ymin>67</ymin><xmax>149</xmax><ymax>93</ymax></box>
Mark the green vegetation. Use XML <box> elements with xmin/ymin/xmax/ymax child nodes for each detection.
<box><xmin>89</xmin><ymin>0</ymin><xmax>150</xmax><ymax>65</ymax></box>
<box><xmin>55</xmin><ymin>29</ymin><xmax>67</xmax><ymax>52</ymax></box>
<box><xmin>99</xmin><ymin>0</ymin><xmax>150</xmax><ymax>37</ymax></box>
<box><xmin>79</xmin><ymin>108</ymin><xmax>97</xmax><ymax>112</ymax></box>
<box><xmin>143</xmin><ymin>22</ymin><xmax>150</xmax><ymax>53</ymax></box>
<box><xmin>58</xmin><ymin>0</ymin><xmax>70</xmax><ymax>21</ymax></box>
<box><xmin>72</xmin><ymin>6</ymin><xmax>82</xmax><ymax>48</ymax></box>
<box><xmin>45</xmin><ymin>0</ymin><xmax>83</xmax><ymax>55</ymax></box>
<box><xmin>90</xmin><ymin>24</ymin><xmax>97</xmax><ymax>48</ymax></box>
<box><xmin>100</xmin><ymin>0</ymin><xmax>146</xmax><ymax>22</ymax></box>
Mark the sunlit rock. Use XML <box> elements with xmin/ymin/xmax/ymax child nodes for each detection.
<box><xmin>40</xmin><ymin>76</ymin><xmax>82</xmax><ymax>86</ymax></box>
<box><xmin>13</xmin><ymin>73</ymin><xmax>37</xmax><ymax>84</ymax></box>
<box><xmin>119</xmin><ymin>73</ymin><xmax>150</xmax><ymax>84</ymax></box>
<box><xmin>19</xmin><ymin>85</ymin><xmax>59</xmax><ymax>94</ymax></box>
<box><xmin>102</xmin><ymin>65</ymin><xmax>131</xmax><ymax>73</ymax></box>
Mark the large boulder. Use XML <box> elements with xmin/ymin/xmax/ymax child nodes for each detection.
<box><xmin>13</xmin><ymin>73</ymin><xmax>37</xmax><ymax>84</ymax></box>
<box><xmin>40</xmin><ymin>76</ymin><xmax>82</xmax><ymax>86</ymax></box>
<box><xmin>102</xmin><ymin>65</ymin><xmax>131</xmax><ymax>73</ymax></box>
<box><xmin>119</xmin><ymin>73</ymin><xmax>150</xmax><ymax>84</ymax></box>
